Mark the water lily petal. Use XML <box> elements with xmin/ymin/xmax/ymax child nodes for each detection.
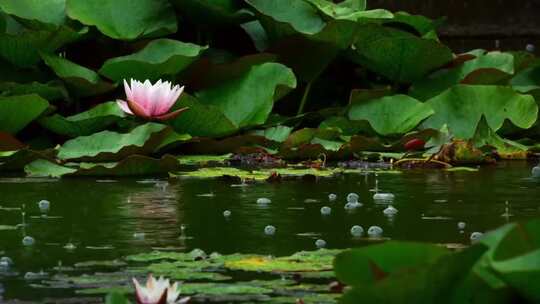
<box><xmin>116</xmin><ymin>100</ymin><xmax>133</xmax><ymax>115</ymax></box>
<box><xmin>154</xmin><ymin>106</ymin><xmax>189</xmax><ymax>121</ymax></box>
<box><xmin>124</xmin><ymin>79</ymin><xmax>134</xmax><ymax>102</ymax></box>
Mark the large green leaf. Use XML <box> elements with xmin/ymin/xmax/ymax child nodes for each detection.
<box><xmin>39</xmin><ymin>102</ymin><xmax>125</xmax><ymax>137</ymax></box>
<box><xmin>57</xmin><ymin>123</ymin><xmax>169</xmax><ymax>161</ymax></box>
<box><xmin>65</xmin><ymin>0</ymin><xmax>177</xmax><ymax>40</ymax></box>
<box><xmin>0</xmin><ymin>81</ymin><xmax>67</xmax><ymax>101</ymax></box>
<box><xmin>0</xmin><ymin>0</ymin><xmax>66</xmax><ymax>28</ymax></box>
<box><xmin>99</xmin><ymin>39</ymin><xmax>207</xmax><ymax>82</ymax></box>
<box><xmin>488</xmin><ymin>219</ymin><xmax>540</xmax><ymax>302</ymax></box>
<box><xmin>411</xmin><ymin>50</ymin><xmax>515</xmax><ymax>100</ymax></box>
<box><xmin>0</xmin><ymin>24</ymin><xmax>85</xmax><ymax>67</ymax></box>
<box><xmin>0</xmin><ymin>94</ymin><xmax>49</xmax><ymax>134</ymax></box>
<box><xmin>351</xmin><ymin>24</ymin><xmax>453</xmax><ymax>83</ymax></box>
<box><xmin>195</xmin><ymin>62</ymin><xmax>296</xmax><ymax>128</ymax></box>
<box><xmin>246</xmin><ymin>0</ymin><xmax>326</xmax><ymax>36</ymax></box>
<box><xmin>339</xmin><ymin>244</ymin><xmax>487</xmax><ymax>304</ymax></box>
<box><xmin>170</xmin><ymin>94</ymin><xmax>237</xmax><ymax>138</ymax></box>
<box><xmin>173</xmin><ymin>63</ymin><xmax>296</xmax><ymax>137</ymax></box>
<box><xmin>41</xmin><ymin>53</ymin><xmax>115</xmax><ymax>97</ymax></box>
<box><xmin>423</xmin><ymin>85</ymin><xmax>538</xmax><ymax>139</ymax></box>
<box><xmin>511</xmin><ymin>65</ymin><xmax>540</xmax><ymax>96</ymax></box>
<box><xmin>348</xmin><ymin>94</ymin><xmax>434</xmax><ymax>136</ymax></box>
<box><xmin>334</xmin><ymin>242</ymin><xmax>449</xmax><ymax>286</ymax></box>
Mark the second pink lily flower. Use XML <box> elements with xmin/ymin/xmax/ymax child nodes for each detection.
<box><xmin>117</xmin><ymin>79</ymin><xmax>189</xmax><ymax>121</ymax></box>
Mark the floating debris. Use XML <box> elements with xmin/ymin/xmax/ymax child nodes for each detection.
<box><xmin>315</xmin><ymin>239</ymin><xmax>327</xmax><ymax>249</ymax></box>
<box><xmin>367</xmin><ymin>226</ymin><xmax>383</xmax><ymax>238</ymax></box>
<box><xmin>328</xmin><ymin>194</ymin><xmax>337</xmax><ymax>201</ymax></box>
<box><xmin>320</xmin><ymin>206</ymin><xmax>331</xmax><ymax>216</ymax></box>
<box><xmin>223</xmin><ymin>210</ymin><xmax>232</xmax><ymax>218</ymax></box>
<box><xmin>264</xmin><ymin>225</ymin><xmax>276</xmax><ymax>236</ymax></box>
<box><xmin>37</xmin><ymin>200</ymin><xmax>50</xmax><ymax>213</ymax></box>
<box><xmin>257</xmin><ymin>198</ymin><xmax>272</xmax><ymax>205</ymax></box>
<box><xmin>383</xmin><ymin>206</ymin><xmax>398</xmax><ymax>216</ymax></box>
<box><xmin>350</xmin><ymin>225</ymin><xmax>364</xmax><ymax>238</ymax></box>
<box><xmin>22</xmin><ymin>236</ymin><xmax>35</xmax><ymax>246</ymax></box>
<box><xmin>470</xmin><ymin>232</ymin><xmax>484</xmax><ymax>243</ymax></box>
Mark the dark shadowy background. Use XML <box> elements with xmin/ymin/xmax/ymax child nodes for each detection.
<box><xmin>370</xmin><ymin>0</ymin><xmax>540</xmax><ymax>51</ymax></box>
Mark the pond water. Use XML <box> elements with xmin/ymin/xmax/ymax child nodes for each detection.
<box><xmin>1</xmin><ymin>161</ymin><xmax>540</xmax><ymax>302</ymax></box>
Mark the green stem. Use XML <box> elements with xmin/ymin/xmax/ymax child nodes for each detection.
<box><xmin>297</xmin><ymin>81</ymin><xmax>313</xmax><ymax>116</ymax></box>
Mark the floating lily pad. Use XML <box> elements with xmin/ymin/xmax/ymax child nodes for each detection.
<box><xmin>57</xmin><ymin>123</ymin><xmax>169</xmax><ymax>161</ymax></box>
<box><xmin>177</xmin><ymin>154</ymin><xmax>232</xmax><ymax>166</ymax></box>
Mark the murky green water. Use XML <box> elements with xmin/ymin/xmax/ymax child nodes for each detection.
<box><xmin>1</xmin><ymin>161</ymin><xmax>540</xmax><ymax>302</ymax></box>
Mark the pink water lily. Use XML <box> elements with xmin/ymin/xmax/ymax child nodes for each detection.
<box><xmin>132</xmin><ymin>274</ymin><xmax>190</xmax><ymax>304</ymax></box>
<box><xmin>117</xmin><ymin>79</ymin><xmax>189</xmax><ymax>121</ymax></box>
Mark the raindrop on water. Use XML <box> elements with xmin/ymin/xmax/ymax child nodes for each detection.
<box><xmin>383</xmin><ymin>205</ymin><xmax>398</xmax><ymax>216</ymax></box>
<box><xmin>470</xmin><ymin>232</ymin><xmax>484</xmax><ymax>243</ymax></box>
<box><xmin>264</xmin><ymin>225</ymin><xmax>276</xmax><ymax>236</ymax></box>
<box><xmin>22</xmin><ymin>236</ymin><xmax>35</xmax><ymax>246</ymax></box>
<box><xmin>190</xmin><ymin>248</ymin><xmax>207</xmax><ymax>260</ymax></box>
<box><xmin>315</xmin><ymin>239</ymin><xmax>327</xmax><ymax>249</ymax></box>
<box><xmin>457</xmin><ymin>222</ymin><xmax>466</xmax><ymax>230</ymax></box>
<box><xmin>328</xmin><ymin>193</ymin><xmax>337</xmax><ymax>201</ymax></box>
<box><xmin>346</xmin><ymin>193</ymin><xmax>359</xmax><ymax>203</ymax></box>
<box><xmin>320</xmin><ymin>206</ymin><xmax>332</xmax><ymax>216</ymax></box>
<box><xmin>24</xmin><ymin>270</ymin><xmax>48</xmax><ymax>281</ymax></box>
<box><xmin>37</xmin><ymin>200</ymin><xmax>50</xmax><ymax>213</ymax></box>
<box><xmin>0</xmin><ymin>257</ymin><xmax>13</xmax><ymax>268</ymax></box>
<box><xmin>526</xmin><ymin>43</ymin><xmax>536</xmax><ymax>53</ymax></box>
<box><xmin>223</xmin><ymin>210</ymin><xmax>232</xmax><ymax>218</ymax></box>
<box><xmin>367</xmin><ymin>226</ymin><xmax>383</xmax><ymax>238</ymax></box>
<box><xmin>350</xmin><ymin>225</ymin><xmax>364</xmax><ymax>237</ymax></box>
<box><xmin>257</xmin><ymin>198</ymin><xmax>271</xmax><ymax>205</ymax></box>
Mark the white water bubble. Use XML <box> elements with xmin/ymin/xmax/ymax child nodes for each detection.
<box><xmin>320</xmin><ymin>206</ymin><xmax>332</xmax><ymax>216</ymax></box>
<box><xmin>350</xmin><ymin>225</ymin><xmax>364</xmax><ymax>237</ymax></box>
<box><xmin>328</xmin><ymin>193</ymin><xmax>337</xmax><ymax>201</ymax></box>
<box><xmin>383</xmin><ymin>206</ymin><xmax>398</xmax><ymax>216</ymax></box>
<box><xmin>257</xmin><ymin>198</ymin><xmax>271</xmax><ymax>205</ymax></box>
<box><xmin>37</xmin><ymin>200</ymin><xmax>50</xmax><ymax>213</ymax></box>
<box><xmin>223</xmin><ymin>210</ymin><xmax>232</xmax><ymax>218</ymax></box>
<box><xmin>373</xmin><ymin>193</ymin><xmax>395</xmax><ymax>201</ymax></box>
<box><xmin>0</xmin><ymin>257</ymin><xmax>13</xmax><ymax>268</ymax></box>
<box><xmin>264</xmin><ymin>225</ymin><xmax>276</xmax><ymax>236</ymax></box>
<box><xmin>133</xmin><ymin>232</ymin><xmax>145</xmax><ymax>240</ymax></box>
<box><xmin>470</xmin><ymin>232</ymin><xmax>484</xmax><ymax>243</ymax></box>
<box><xmin>457</xmin><ymin>222</ymin><xmax>466</xmax><ymax>230</ymax></box>
<box><xmin>367</xmin><ymin>226</ymin><xmax>383</xmax><ymax>238</ymax></box>
<box><xmin>64</xmin><ymin>243</ymin><xmax>76</xmax><ymax>251</ymax></box>
<box><xmin>22</xmin><ymin>236</ymin><xmax>35</xmax><ymax>246</ymax></box>
<box><xmin>532</xmin><ymin>166</ymin><xmax>540</xmax><ymax>178</ymax></box>
<box><xmin>315</xmin><ymin>239</ymin><xmax>327</xmax><ymax>249</ymax></box>
<box><xmin>346</xmin><ymin>193</ymin><xmax>359</xmax><ymax>203</ymax></box>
